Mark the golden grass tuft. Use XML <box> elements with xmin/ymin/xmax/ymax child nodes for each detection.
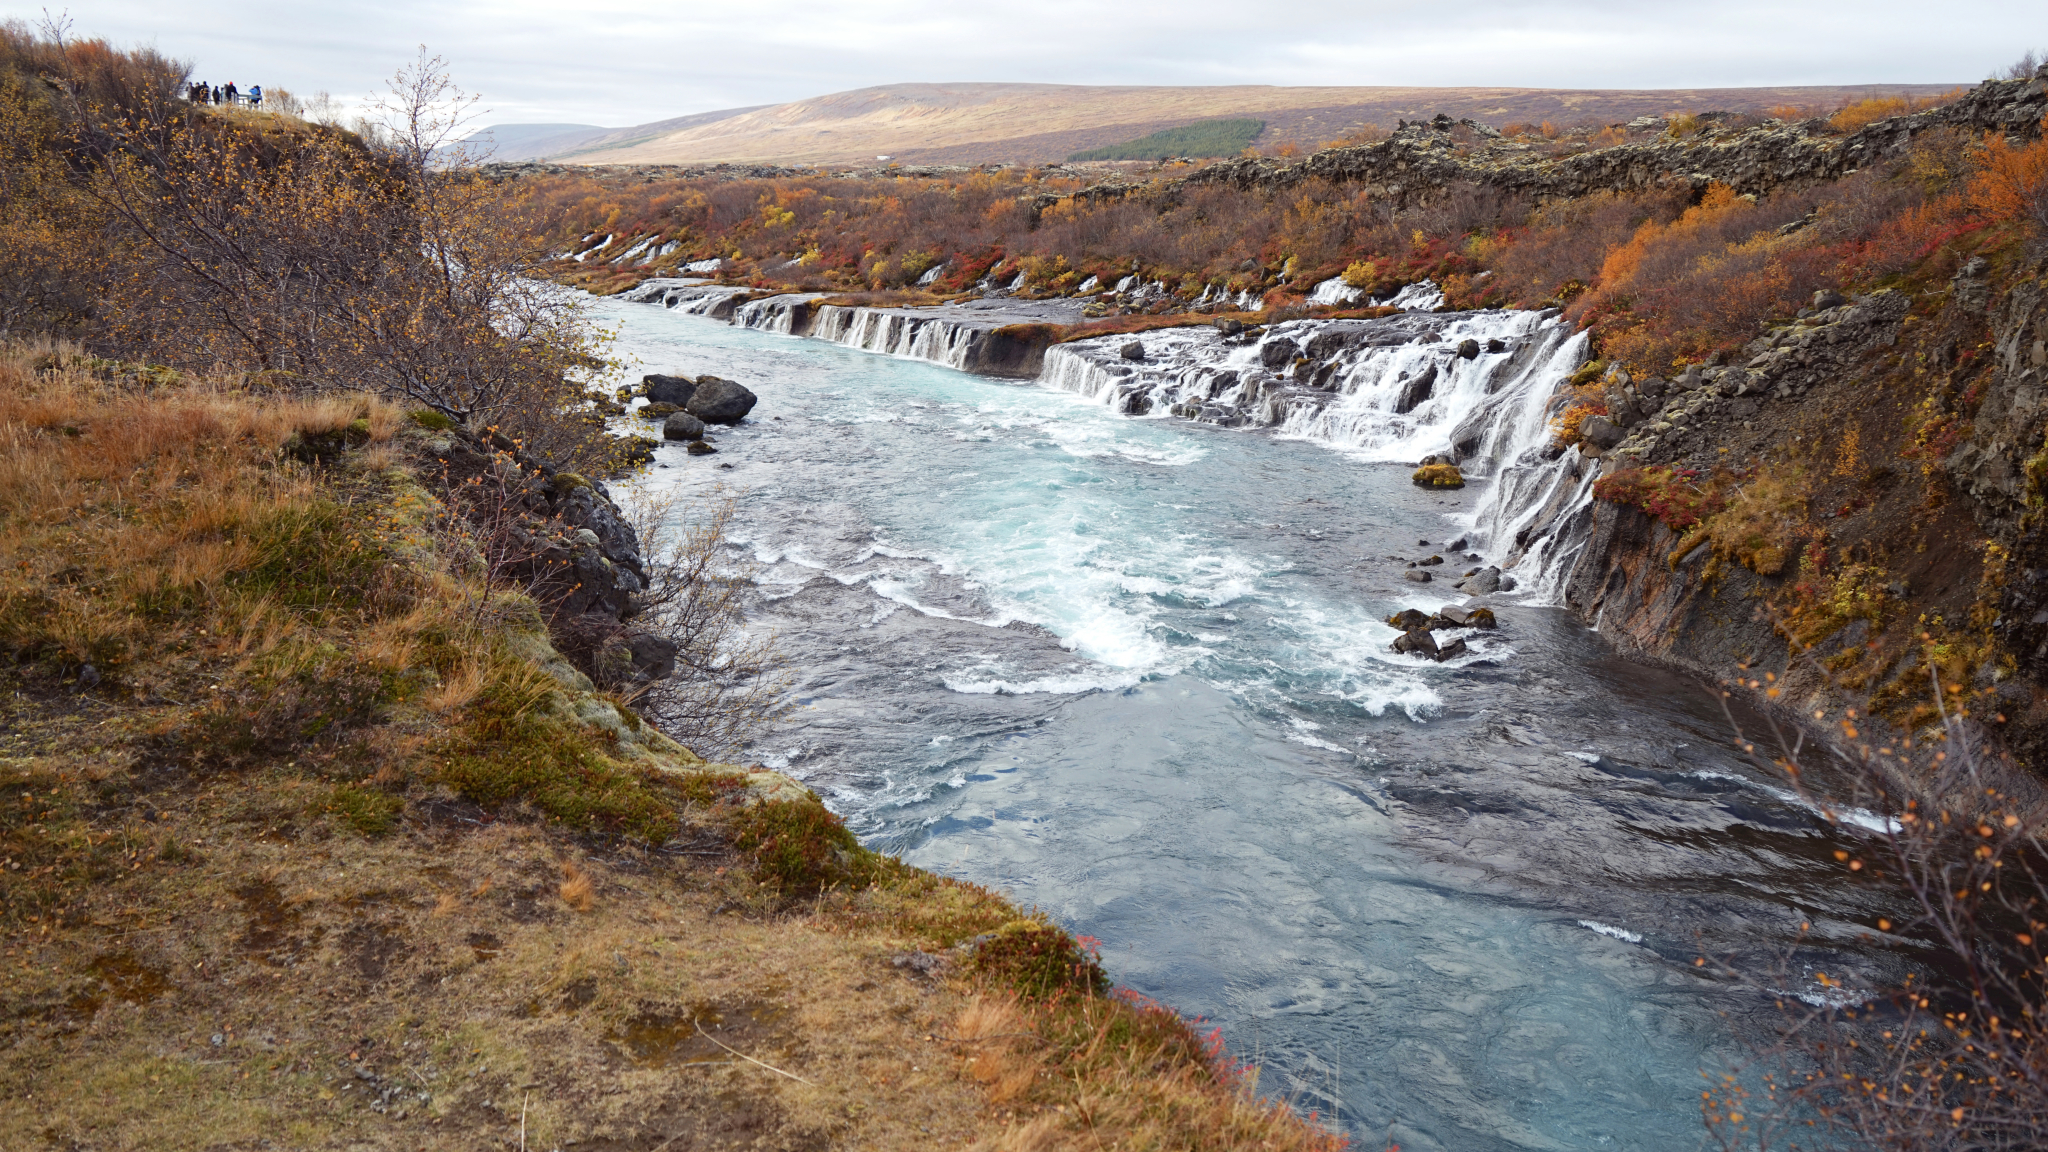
<box><xmin>559</xmin><ymin>859</ymin><xmax>596</xmax><ymax>911</ymax></box>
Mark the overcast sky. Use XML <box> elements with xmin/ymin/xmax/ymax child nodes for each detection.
<box><xmin>48</xmin><ymin>1</ymin><xmax>2046</xmax><ymax>128</ymax></box>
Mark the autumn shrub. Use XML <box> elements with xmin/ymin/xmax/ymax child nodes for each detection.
<box><xmin>1967</xmin><ymin>130</ymin><xmax>2048</xmax><ymax>240</ymax></box>
<box><xmin>1691</xmin><ymin>467</ymin><xmax>1811</xmax><ymax>576</ymax></box>
<box><xmin>1550</xmin><ymin>394</ymin><xmax>1610</xmax><ymax>449</ymax></box>
<box><xmin>1828</xmin><ymin>88</ymin><xmax>1963</xmax><ymax>133</ymax></box>
<box><xmin>1594</xmin><ymin>465</ymin><xmax>1724</xmax><ymax>531</ymax></box>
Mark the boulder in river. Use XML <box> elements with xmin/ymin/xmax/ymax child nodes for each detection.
<box><xmin>1403</xmin><ymin>569</ymin><xmax>1432</xmax><ymax>583</ymax></box>
<box><xmin>1119</xmin><ymin>340</ymin><xmax>1146</xmax><ymax>361</ymax></box>
<box><xmin>1412</xmin><ymin>463</ymin><xmax>1465</xmax><ymax>488</ymax></box>
<box><xmin>662</xmin><ymin>411</ymin><xmax>707</xmax><ymax>441</ymax></box>
<box><xmin>686</xmin><ymin>376</ymin><xmax>758</xmax><ymax>425</ymax></box>
<box><xmin>1387</xmin><ymin>608</ymin><xmax>1433</xmax><ymax>631</ymax></box>
<box><xmin>1393</xmin><ymin>628</ymin><xmax>1439</xmax><ymax>657</ymax></box>
<box><xmin>640</xmin><ymin>401</ymin><xmax>681</xmax><ymax>418</ymax></box>
<box><xmin>1434</xmin><ymin>637</ymin><xmax>1469</xmax><ymax>661</ymax></box>
<box><xmin>643</xmin><ymin>373</ymin><xmax>696</xmax><ymax>405</ymax></box>
<box><xmin>1457</xmin><ymin>566</ymin><xmax>1502</xmax><ymax>594</ymax></box>
<box><xmin>1456</xmin><ymin>338</ymin><xmax>1481</xmax><ymax>359</ymax></box>
<box><xmin>685</xmin><ymin>440</ymin><xmax>717</xmax><ymax>455</ymax></box>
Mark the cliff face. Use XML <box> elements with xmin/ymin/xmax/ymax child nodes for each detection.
<box><xmin>1561</xmin><ymin>255</ymin><xmax>2048</xmax><ymax>760</ymax></box>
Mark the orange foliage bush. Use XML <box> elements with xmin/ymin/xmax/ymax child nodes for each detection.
<box><xmin>1967</xmin><ymin>129</ymin><xmax>2048</xmax><ymax>235</ymax></box>
<box><xmin>1829</xmin><ymin>89</ymin><xmax>1964</xmax><ymax>133</ymax></box>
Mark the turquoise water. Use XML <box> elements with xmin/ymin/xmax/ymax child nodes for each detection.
<box><xmin>603</xmin><ymin>296</ymin><xmax>1892</xmax><ymax>1151</ymax></box>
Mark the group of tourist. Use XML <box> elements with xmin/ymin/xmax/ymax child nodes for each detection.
<box><xmin>186</xmin><ymin>81</ymin><xmax>262</xmax><ymax>108</ymax></box>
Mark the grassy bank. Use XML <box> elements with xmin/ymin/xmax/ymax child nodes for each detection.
<box><xmin>0</xmin><ymin>344</ymin><xmax>1346</xmax><ymax>1150</ymax></box>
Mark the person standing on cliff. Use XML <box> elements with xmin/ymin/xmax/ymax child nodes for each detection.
<box><xmin>248</xmin><ymin>84</ymin><xmax>262</xmax><ymax>109</ymax></box>
<box><xmin>225</xmin><ymin>81</ymin><xmax>238</xmax><ymax>106</ymax></box>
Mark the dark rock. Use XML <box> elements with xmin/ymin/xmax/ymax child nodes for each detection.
<box><xmin>623</xmin><ymin>631</ymin><xmax>679</xmax><ymax>682</ymax></box>
<box><xmin>1457</xmin><ymin>567</ymin><xmax>1501</xmax><ymax>594</ymax></box>
<box><xmin>1214</xmin><ymin>318</ymin><xmax>1245</xmax><ymax>336</ymax></box>
<box><xmin>1499</xmin><ymin>574</ymin><xmax>1519</xmax><ymax>592</ymax></box>
<box><xmin>1393</xmin><ymin>628</ymin><xmax>1440</xmax><ymax>657</ymax></box>
<box><xmin>662</xmin><ymin>411</ymin><xmax>707</xmax><ymax>441</ymax></box>
<box><xmin>1403</xmin><ymin>569</ymin><xmax>1432</xmax><ymax>583</ymax></box>
<box><xmin>642</xmin><ymin>373</ymin><xmax>696</xmax><ymax>405</ymax></box>
<box><xmin>1812</xmin><ymin>289</ymin><xmax>1848</xmax><ymax>310</ymax></box>
<box><xmin>1259</xmin><ymin>338</ymin><xmax>1300</xmax><ymax>368</ymax></box>
<box><xmin>1433</xmin><ymin>605</ymin><xmax>1474</xmax><ymax>626</ymax></box>
<box><xmin>1456</xmin><ymin>338</ymin><xmax>1481</xmax><ymax>359</ymax></box>
<box><xmin>685</xmin><ymin>377</ymin><xmax>757</xmax><ymax>425</ymax></box>
<box><xmin>1579</xmin><ymin>414</ymin><xmax>1624</xmax><ymax>449</ymax></box>
<box><xmin>1387</xmin><ymin>608</ymin><xmax>1433</xmax><ymax>631</ymax></box>
<box><xmin>1119</xmin><ymin>340</ymin><xmax>1146</xmax><ymax>361</ymax></box>
<box><xmin>1418</xmin><ymin>539</ymin><xmax>1430</xmax><ymax>546</ymax></box>
<box><xmin>640</xmin><ymin>402</ymin><xmax>681</xmax><ymax>418</ymax></box>
<box><xmin>1418</xmin><ymin>554</ymin><xmax>1444</xmax><ymax>566</ymax></box>
<box><xmin>1485</xmin><ymin>338</ymin><xmax>1507</xmax><ymax>353</ymax></box>
<box><xmin>1394</xmin><ymin>364</ymin><xmax>1438</xmax><ymax>414</ymax></box>
<box><xmin>1434</xmin><ymin>637</ymin><xmax>1469</xmax><ymax>662</ymax></box>
<box><xmin>1446</xmin><ymin>537</ymin><xmax>1468</xmax><ymax>551</ymax></box>
<box><xmin>685</xmin><ymin>440</ymin><xmax>717</xmax><ymax>455</ymax></box>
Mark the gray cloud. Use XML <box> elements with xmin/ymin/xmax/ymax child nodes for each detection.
<box><xmin>57</xmin><ymin>0</ymin><xmax>2045</xmax><ymax>127</ymax></box>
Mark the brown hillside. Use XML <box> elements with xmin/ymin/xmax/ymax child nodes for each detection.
<box><xmin>564</xmin><ymin>80</ymin><xmax>1966</xmax><ymax>166</ymax></box>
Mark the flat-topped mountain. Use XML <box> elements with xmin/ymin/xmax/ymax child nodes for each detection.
<box><xmin>470</xmin><ymin>79</ymin><xmax>1965</xmax><ymax>166</ymax></box>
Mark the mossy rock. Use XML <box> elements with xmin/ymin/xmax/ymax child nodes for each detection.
<box><xmin>641</xmin><ymin>402</ymin><xmax>682</xmax><ymax>418</ymax></box>
<box><xmin>1567</xmin><ymin>359</ymin><xmax>1607</xmax><ymax>388</ymax></box>
<box><xmin>1413</xmin><ymin>463</ymin><xmax>1465</xmax><ymax>488</ymax></box>
<box><xmin>966</xmin><ymin>919</ymin><xmax>1108</xmax><ymax>999</ymax></box>
<box><xmin>728</xmin><ymin>795</ymin><xmax>875</xmax><ymax>895</ymax></box>
<box><xmin>549</xmin><ymin>472</ymin><xmax>591</xmax><ymax>494</ymax></box>
<box><xmin>408</xmin><ymin>408</ymin><xmax>455</xmax><ymax>430</ymax></box>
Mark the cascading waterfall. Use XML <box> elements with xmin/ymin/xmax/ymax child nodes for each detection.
<box><xmin>1039</xmin><ymin>306</ymin><xmax>1597</xmax><ymax>600</ymax></box>
<box><xmin>801</xmin><ymin>305</ymin><xmax>987</xmax><ymax>370</ymax></box>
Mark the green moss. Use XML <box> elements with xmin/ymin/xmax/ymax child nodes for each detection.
<box><xmin>728</xmin><ymin>796</ymin><xmax>879</xmax><ymax>895</ymax></box>
<box><xmin>1566</xmin><ymin>359</ymin><xmax>1607</xmax><ymax>388</ymax></box>
<box><xmin>549</xmin><ymin>472</ymin><xmax>591</xmax><ymax>494</ymax></box>
<box><xmin>408</xmin><ymin>409</ymin><xmax>455</xmax><ymax>430</ymax></box>
<box><xmin>965</xmin><ymin>918</ymin><xmax>1108</xmax><ymax>999</ymax></box>
<box><xmin>322</xmin><ymin>783</ymin><xmax>402</xmax><ymax>836</ymax></box>
<box><xmin>436</xmin><ymin>702</ymin><xmax>681</xmax><ymax>844</ymax></box>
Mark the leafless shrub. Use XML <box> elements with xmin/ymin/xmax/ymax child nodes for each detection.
<box><xmin>1700</xmin><ymin>662</ymin><xmax>2048</xmax><ymax>1150</ymax></box>
<box><xmin>616</xmin><ymin>481</ymin><xmax>786</xmax><ymax>760</ymax></box>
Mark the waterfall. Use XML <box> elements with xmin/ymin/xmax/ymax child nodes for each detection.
<box><xmin>1038</xmin><ymin>308</ymin><xmax>1596</xmax><ymax>600</ymax></box>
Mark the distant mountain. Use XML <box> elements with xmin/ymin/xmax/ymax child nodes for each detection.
<box><xmin>453</xmin><ymin>123</ymin><xmax>608</xmax><ymax>162</ymax></box>
<box><xmin>456</xmin><ymin>104</ymin><xmax>773</xmax><ymax>163</ymax></box>
<box><xmin>545</xmin><ymin>81</ymin><xmax>1965</xmax><ymax>168</ymax></box>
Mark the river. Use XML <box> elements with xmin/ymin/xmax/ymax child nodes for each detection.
<box><xmin>599</xmin><ymin>293</ymin><xmax>1900</xmax><ymax>1151</ymax></box>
